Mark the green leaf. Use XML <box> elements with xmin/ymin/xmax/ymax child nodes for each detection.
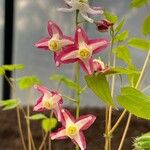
<box><xmin>85</xmin><ymin>74</ymin><xmax>114</xmax><ymax>106</ymax></box>
<box><xmin>42</xmin><ymin>118</ymin><xmax>57</xmax><ymax>132</ymax></box>
<box><xmin>114</xmin><ymin>30</ymin><xmax>128</xmax><ymax>42</ymax></box>
<box><xmin>27</xmin><ymin>113</ymin><xmax>47</xmax><ymax>120</ymax></box>
<box><xmin>104</xmin><ymin>11</ymin><xmax>118</xmax><ymax>23</ymax></box>
<box><xmin>105</xmin><ymin>67</ymin><xmax>139</xmax><ymax>75</ymax></box>
<box><xmin>128</xmin><ymin>38</ymin><xmax>150</xmax><ymax>51</ymax></box>
<box><xmin>115</xmin><ymin>18</ymin><xmax>125</xmax><ymax>33</ymax></box>
<box><xmin>17</xmin><ymin>76</ymin><xmax>41</xmax><ymax>90</ymax></box>
<box><xmin>0</xmin><ymin>99</ymin><xmax>20</xmax><ymax>110</ymax></box>
<box><xmin>117</xmin><ymin>87</ymin><xmax>150</xmax><ymax>119</ymax></box>
<box><xmin>142</xmin><ymin>15</ymin><xmax>150</xmax><ymax>36</ymax></box>
<box><xmin>130</xmin><ymin>0</ymin><xmax>148</xmax><ymax>8</ymax></box>
<box><xmin>2</xmin><ymin>64</ymin><xmax>25</xmax><ymax>71</ymax></box>
<box><xmin>0</xmin><ymin>67</ymin><xmax>5</xmax><ymax>76</ymax></box>
<box><xmin>50</xmin><ymin>74</ymin><xmax>82</xmax><ymax>92</ymax></box>
<box><xmin>113</xmin><ymin>45</ymin><xmax>132</xmax><ymax>65</ymax></box>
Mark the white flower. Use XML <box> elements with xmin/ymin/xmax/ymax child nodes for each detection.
<box><xmin>58</xmin><ymin>0</ymin><xmax>103</xmax><ymax>23</ymax></box>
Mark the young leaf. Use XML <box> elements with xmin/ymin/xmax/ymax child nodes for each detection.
<box><xmin>114</xmin><ymin>30</ymin><xmax>128</xmax><ymax>42</ymax></box>
<box><xmin>104</xmin><ymin>11</ymin><xmax>118</xmax><ymax>23</ymax></box>
<box><xmin>142</xmin><ymin>15</ymin><xmax>150</xmax><ymax>36</ymax></box>
<box><xmin>128</xmin><ymin>38</ymin><xmax>150</xmax><ymax>51</ymax></box>
<box><xmin>27</xmin><ymin>113</ymin><xmax>47</xmax><ymax>120</ymax></box>
<box><xmin>0</xmin><ymin>67</ymin><xmax>5</xmax><ymax>76</ymax></box>
<box><xmin>17</xmin><ymin>76</ymin><xmax>41</xmax><ymax>90</ymax></box>
<box><xmin>50</xmin><ymin>74</ymin><xmax>82</xmax><ymax>92</ymax></box>
<box><xmin>0</xmin><ymin>99</ymin><xmax>20</xmax><ymax>110</ymax></box>
<box><xmin>113</xmin><ymin>45</ymin><xmax>132</xmax><ymax>65</ymax></box>
<box><xmin>2</xmin><ymin>64</ymin><xmax>25</xmax><ymax>71</ymax></box>
<box><xmin>130</xmin><ymin>0</ymin><xmax>148</xmax><ymax>8</ymax></box>
<box><xmin>117</xmin><ymin>87</ymin><xmax>150</xmax><ymax>119</ymax></box>
<box><xmin>42</xmin><ymin>118</ymin><xmax>57</xmax><ymax>132</ymax></box>
<box><xmin>115</xmin><ymin>18</ymin><xmax>125</xmax><ymax>33</ymax></box>
<box><xmin>85</xmin><ymin>74</ymin><xmax>114</xmax><ymax>106</ymax></box>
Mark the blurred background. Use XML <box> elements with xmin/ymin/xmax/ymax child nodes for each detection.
<box><xmin>0</xmin><ymin>0</ymin><xmax>149</xmax><ymax>107</ymax></box>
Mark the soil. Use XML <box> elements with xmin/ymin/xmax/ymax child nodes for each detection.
<box><xmin>0</xmin><ymin>107</ymin><xmax>150</xmax><ymax>150</ymax></box>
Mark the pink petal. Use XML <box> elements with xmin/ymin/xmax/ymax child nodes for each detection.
<box><xmin>52</xmin><ymin>94</ymin><xmax>62</xmax><ymax>103</ymax></box>
<box><xmin>47</xmin><ymin>21</ymin><xmax>63</xmax><ymax>38</ymax></box>
<box><xmin>75</xmin><ymin>115</ymin><xmax>96</xmax><ymax>130</ymax></box>
<box><xmin>51</xmin><ymin>127</ymin><xmax>67</xmax><ymax>140</ymax></box>
<box><xmin>34</xmin><ymin>37</ymin><xmax>49</xmax><ymax>50</ymax></box>
<box><xmin>61</xmin><ymin>35</ymin><xmax>74</xmax><ymax>47</ymax></box>
<box><xmin>89</xmin><ymin>38</ymin><xmax>109</xmax><ymax>54</ymax></box>
<box><xmin>34</xmin><ymin>85</ymin><xmax>52</xmax><ymax>96</ymax></box>
<box><xmin>75</xmin><ymin>27</ymin><xmax>88</xmax><ymax>45</ymax></box>
<box><xmin>79</xmin><ymin>58</ymin><xmax>94</xmax><ymax>75</ymax></box>
<box><xmin>61</xmin><ymin>109</ymin><xmax>75</xmax><ymax>125</ymax></box>
<box><xmin>53</xmin><ymin>104</ymin><xmax>63</xmax><ymax>122</ymax></box>
<box><xmin>55</xmin><ymin>45</ymin><xmax>78</xmax><ymax>66</ymax></box>
<box><xmin>33</xmin><ymin>96</ymin><xmax>44</xmax><ymax>111</ymax></box>
<box><xmin>72</xmin><ymin>132</ymin><xmax>86</xmax><ymax>150</ymax></box>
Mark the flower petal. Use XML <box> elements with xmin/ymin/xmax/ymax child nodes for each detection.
<box><xmin>34</xmin><ymin>37</ymin><xmax>49</xmax><ymax>50</ymax></box>
<box><xmin>61</xmin><ymin>35</ymin><xmax>74</xmax><ymax>47</ymax></box>
<box><xmin>47</xmin><ymin>21</ymin><xmax>63</xmax><ymax>38</ymax></box>
<box><xmin>53</xmin><ymin>104</ymin><xmax>63</xmax><ymax>122</ymax></box>
<box><xmin>75</xmin><ymin>115</ymin><xmax>96</xmax><ymax>130</ymax></box>
<box><xmin>89</xmin><ymin>39</ymin><xmax>109</xmax><ymax>54</ymax></box>
<box><xmin>52</xmin><ymin>94</ymin><xmax>63</xmax><ymax>104</ymax></box>
<box><xmin>79</xmin><ymin>58</ymin><xmax>94</xmax><ymax>75</ymax></box>
<box><xmin>75</xmin><ymin>26</ymin><xmax>88</xmax><ymax>44</ymax></box>
<box><xmin>33</xmin><ymin>96</ymin><xmax>43</xmax><ymax>111</ymax></box>
<box><xmin>80</xmin><ymin>12</ymin><xmax>94</xmax><ymax>23</ymax></box>
<box><xmin>86</xmin><ymin>6</ymin><xmax>103</xmax><ymax>15</ymax></box>
<box><xmin>72</xmin><ymin>132</ymin><xmax>86</xmax><ymax>150</ymax></box>
<box><xmin>57</xmin><ymin>7</ymin><xmax>75</xmax><ymax>12</ymax></box>
<box><xmin>51</xmin><ymin>127</ymin><xmax>67</xmax><ymax>140</ymax></box>
<box><xmin>34</xmin><ymin>85</ymin><xmax>52</xmax><ymax>96</ymax></box>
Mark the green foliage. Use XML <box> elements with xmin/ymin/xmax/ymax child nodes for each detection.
<box><xmin>115</xmin><ymin>18</ymin><xmax>125</xmax><ymax>33</ymax></box>
<box><xmin>27</xmin><ymin>113</ymin><xmax>47</xmax><ymax>120</ymax></box>
<box><xmin>142</xmin><ymin>15</ymin><xmax>150</xmax><ymax>36</ymax></box>
<box><xmin>113</xmin><ymin>45</ymin><xmax>132</xmax><ymax>65</ymax></box>
<box><xmin>130</xmin><ymin>0</ymin><xmax>148</xmax><ymax>8</ymax></box>
<box><xmin>117</xmin><ymin>87</ymin><xmax>150</xmax><ymax>119</ymax></box>
<box><xmin>128</xmin><ymin>38</ymin><xmax>150</xmax><ymax>51</ymax></box>
<box><xmin>114</xmin><ymin>30</ymin><xmax>128</xmax><ymax>42</ymax></box>
<box><xmin>2</xmin><ymin>64</ymin><xmax>25</xmax><ymax>71</ymax></box>
<box><xmin>0</xmin><ymin>67</ymin><xmax>5</xmax><ymax>76</ymax></box>
<box><xmin>50</xmin><ymin>74</ymin><xmax>82</xmax><ymax>92</ymax></box>
<box><xmin>104</xmin><ymin>10</ymin><xmax>118</xmax><ymax>23</ymax></box>
<box><xmin>42</xmin><ymin>118</ymin><xmax>57</xmax><ymax>132</ymax></box>
<box><xmin>0</xmin><ymin>99</ymin><xmax>20</xmax><ymax>110</ymax></box>
<box><xmin>134</xmin><ymin>132</ymin><xmax>150</xmax><ymax>150</ymax></box>
<box><xmin>17</xmin><ymin>76</ymin><xmax>41</xmax><ymax>90</ymax></box>
<box><xmin>85</xmin><ymin>74</ymin><xmax>114</xmax><ymax>106</ymax></box>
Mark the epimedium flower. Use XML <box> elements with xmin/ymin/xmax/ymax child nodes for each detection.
<box><xmin>35</xmin><ymin>20</ymin><xmax>74</xmax><ymax>66</ymax></box>
<box><xmin>33</xmin><ymin>84</ymin><xmax>63</xmax><ymax>122</ymax></box>
<box><xmin>51</xmin><ymin>109</ymin><xmax>96</xmax><ymax>150</ymax></box>
<box><xmin>56</xmin><ymin>26</ymin><xmax>109</xmax><ymax>75</ymax></box>
<box><xmin>95</xmin><ymin>19</ymin><xmax>113</xmax><ymax>32</ymax></box>
<box><xmin>58</xmin><ymin>0</ymin><xmax>103</xmax><ymax>23</ymax></box>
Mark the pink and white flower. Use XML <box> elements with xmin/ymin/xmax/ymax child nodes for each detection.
<box><xmin>33</xmin><ymin>85</ymin><xmax>63</xmax><ymax>122</ymax></box>
<box><xmin>56</xmin><ymin>26</ymin><xmax>109</xmax><ymax>75</ymax></box>
<box><xmin>58</xmin><ymin>0</ymin><xmax>103</xmax><ymax>23</ymax></box>
<box><xmin>35</xmin><ymin>20</ymin><xmax>74</xmax><ymax>66</ymax></box>
<box><xmin>51</xmin><ymin>109</ymin><xmax>96</xmax><ymax>150</ymax></box>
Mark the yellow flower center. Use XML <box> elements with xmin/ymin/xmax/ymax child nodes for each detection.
<box><xmin>66</xmin><ymin>124</ymin><xmax>78</xmax><ymax>137</ymax></box>
<box><xmin>79</xmin><ymin>48</ymin><xmax>91</xmax><ymax>59</ymax></box>
<box><xmin>42</xmin><ymin>99</ymin><xmax>55</xmax><ymax>110</ymax></box>
<box><xmin>48</xmin><ymin>39</ymin><xmax>61</xmax><ymax>52</ymax></box>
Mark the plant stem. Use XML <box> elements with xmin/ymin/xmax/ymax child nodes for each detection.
<box><xmin>49</xmin><ymin>111</ymin><xmax>53</xmax><ymax>150</ymax></box>
<box><xmin>118</xmin><ymin>49</ymin><xmax>150</xmax><ymax>149</ymax></box>
<box><xmin>39</xmin><ymin>132</ymin><xmax>48</xmax><ymax>150</ymax></box>
<box><xmin>62</xmin><ymin>95</ymin><xmax>77</xmax><ymax>102</ymax></box>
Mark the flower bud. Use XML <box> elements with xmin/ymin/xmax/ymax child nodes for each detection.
<box><xmin>93</xmin><ymin>59</ymin><xmax>105</xmax><ymax>72</ymax></box>
<box><xmin>95</xmin><ymin>19</ymin><xmax>113</xmax><ymax>32</ymax></box>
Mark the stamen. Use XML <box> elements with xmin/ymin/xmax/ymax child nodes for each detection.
<box><xmin>79</xmin><ymin>48</ymin><xmax>91</xmax><ymax>59</ymax></box>
<box><xmin>48</xmin><ymin>39</ymin><xmax>61</xmax><ymax>52</ymax></box>
<box><xmin>66</xmin><ymin>124</ymin><xmax>78</xmax><ymax>137</ymax></box>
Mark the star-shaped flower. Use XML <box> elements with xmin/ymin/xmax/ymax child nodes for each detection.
<box><xmin>58</xmin><ymin>0</ymin><xmax>103</xmax><ymax>23</ymax></box>
<box><xmin>55</xmin><ymin>26</ymin><xmax>109</xmax><ymax>75</ymax></box>
<box><xmin>35</xmin><ymin>20</ymin><xmax>74</xmax><ymax>66</ymax></box>
<box><xmin>33</xmin><ymin>85</ymin><xmax>63</xmax><ymax>122</ymax></box>
<box><xmin>51</xmin><ymin>109</ymin><xmax>96</xmax><ymax>150</ymax></box>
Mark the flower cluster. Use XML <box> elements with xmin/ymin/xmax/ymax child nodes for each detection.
<box><xmin>35</xmin><ymin>20</ymin><xmax>109</xmax><ymax>75</ymax></box>
<box><xmin>33</xmin><ymin>84</ymin><xmax>96</xmax><ymax>150</ymax></box>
